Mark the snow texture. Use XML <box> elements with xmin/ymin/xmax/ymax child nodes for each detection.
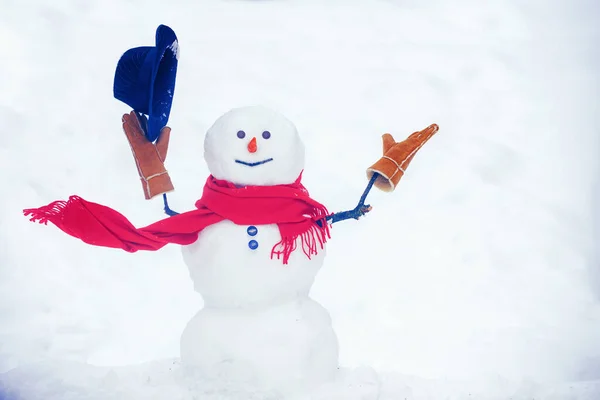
<box><xmin>181</xmin><ymin>219</ymin><xmax>338</xmax><ymax>394</ymax></box>
<box><xmin>1</xmin><ymin>0</ymin><xmax>600</xmax><ymax>398</ymax></box>
<box><xmin>204</xmin><ymin>106</ymin><xmax>306</xmax><ymax>186</ymax></box>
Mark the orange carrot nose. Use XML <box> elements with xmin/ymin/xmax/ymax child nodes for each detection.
<box><xmin>248</xmin><ymin>137</ymin><xmax>257</xmax><ymax>153</ymax></box>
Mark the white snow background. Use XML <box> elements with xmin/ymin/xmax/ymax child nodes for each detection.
<box><xmin>1</xmin><ymin>0</ymin><xmax>599</xmax><ymax>398</ymax></box>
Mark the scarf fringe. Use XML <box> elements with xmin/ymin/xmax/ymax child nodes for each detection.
<box><xmin>23</xmin><ymin>196</ymin><xmax>81</xmax><ymax>225</ymax></box>
<box><xmin>271</xmin><ymin>216</ymin><xmax>331</xmax><ymax>265</ymax></box>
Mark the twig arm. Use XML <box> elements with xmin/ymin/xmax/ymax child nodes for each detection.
<box><xmin>321</xmin><ymin>172</ymin><xmax>379</xmax><ymax>225</ymax></box>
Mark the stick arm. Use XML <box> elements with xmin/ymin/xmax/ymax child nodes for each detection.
<box><xmin>319</xmin><ymin>172</ymin><xmax>379</xmax><ymax>226</ymax></box>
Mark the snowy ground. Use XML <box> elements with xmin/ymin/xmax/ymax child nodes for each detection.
<box><xmin>1</xmin><ymin>0</ymin><xmax>600</xmax><ymax>398</ymax></box>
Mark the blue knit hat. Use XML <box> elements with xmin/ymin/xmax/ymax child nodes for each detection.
<box><xmin>113</xmin><ymin>25</ymin><xmax>179</xmax><ymax>142</ymax></box>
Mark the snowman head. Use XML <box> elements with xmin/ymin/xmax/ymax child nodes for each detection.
<box><xmin>204</xmin><ymin>106</ymin><xmax>305</xmax><ymax>186</ymax></box>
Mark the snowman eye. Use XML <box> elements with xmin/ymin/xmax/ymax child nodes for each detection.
<box><xmin>237</xmin><ymin>130</ymin><xmax>246</xmax><ymax>139</ymax></box>
<box><xmin>262</xmin><ymin>131</ymin><xmax>271</xmax><ymax>139</ymax></box>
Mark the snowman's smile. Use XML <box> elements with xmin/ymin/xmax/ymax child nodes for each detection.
<box><xmin>235</xmin><ymin>158</ymin><xmax>274</xmax><ymax>167</ymax></box>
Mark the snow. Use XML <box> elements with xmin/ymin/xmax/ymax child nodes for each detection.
<box><xmin>1</xmin><ymin>0</ymin><xmax>600</xmax><ymax>399</ymax></box>
<box><xmin>180</xmin><ymin>216</ymin><xmax>338</xmax><ymax>394</ymax></box>
<box><xmin>182</xmin><ymin>220</ymin><xmax>325</xmax><ymax>308</ymax></box>
<box><xmin>180</xmin><ymin>298</ymin><xmax>339</xmax><ymax>395</ymax></box>
<box><xmin>204</xmin><ymin>106</ymin><xmax>305</xmax><ymax>186</ymax></box>
<box><xmin>169</xmin><ymin>40</ymin><xmax>180</xmax><ymax>61</ymax></box>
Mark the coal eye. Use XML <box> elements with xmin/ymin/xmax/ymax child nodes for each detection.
<box><xmin>262</xmin><ymin>131</ymin><xmax>271</xmax><ymax>139</ymax></box>
<box><xmin>237</xmin><ymin>130</ymin><xmax>246</xmax><ymax>139</ymax></box>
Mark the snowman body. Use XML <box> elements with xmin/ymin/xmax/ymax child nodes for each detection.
<box><xmin>179</xmin><ymin>106</ymin><xmax>339</xmax><ymax>392</ymax></box>
<box><xmin>182</xmin><ymin>220</ymin><xmax>324</xmax><ymax>309</ymax></box>
<box><xmin>181</xmin><ymin>221</ymin><xmax>338</xmax><ymax>391</ymax></box>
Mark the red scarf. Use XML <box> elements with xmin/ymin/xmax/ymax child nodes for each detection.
<box><xmin>23</xmin><ymin>174</ymin><xmax>331</xmax><ymax>264</ymax></box>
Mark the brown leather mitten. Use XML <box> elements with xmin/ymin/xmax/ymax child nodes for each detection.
<box><xmin>122</xmin><ymin>111</ymin><xmax>174</xmax><ymax>199</ymax></box>
<box><xmin>367</xmin><ymin>123</ymin><xmax>439</xmax><ymax>192</ymax></box>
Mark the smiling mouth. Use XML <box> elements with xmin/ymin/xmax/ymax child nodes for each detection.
<box><xmin>235</xmin><ymin>158</ymin><xmax>274</xmax><ymax>167</ymax></box>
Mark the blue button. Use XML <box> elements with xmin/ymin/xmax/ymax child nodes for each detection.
<box><xmin>248</xmin><ymin>240</ymin><xmax>258</xmax><ymax>250</ymax></box>
<box><xmin>247</xmin><ymin>226</ymin><xmax>258</xmax><ymax>236</ymax></box>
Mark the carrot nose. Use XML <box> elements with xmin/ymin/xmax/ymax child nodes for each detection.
<box><xmin>248</xmin><ymin>137</ymin><xmax>257</xmax><ymax>153</ymax></box>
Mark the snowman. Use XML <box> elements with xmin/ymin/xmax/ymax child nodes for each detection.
<box><xmin>178</xmin><ymin>105</ymin><xmax>340</xmax><ymax>392</ymax></box>
<box><xmin>23</xmin><ymin>24</ymin><xmax>439</xmax><ymax>397</ymax></box>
